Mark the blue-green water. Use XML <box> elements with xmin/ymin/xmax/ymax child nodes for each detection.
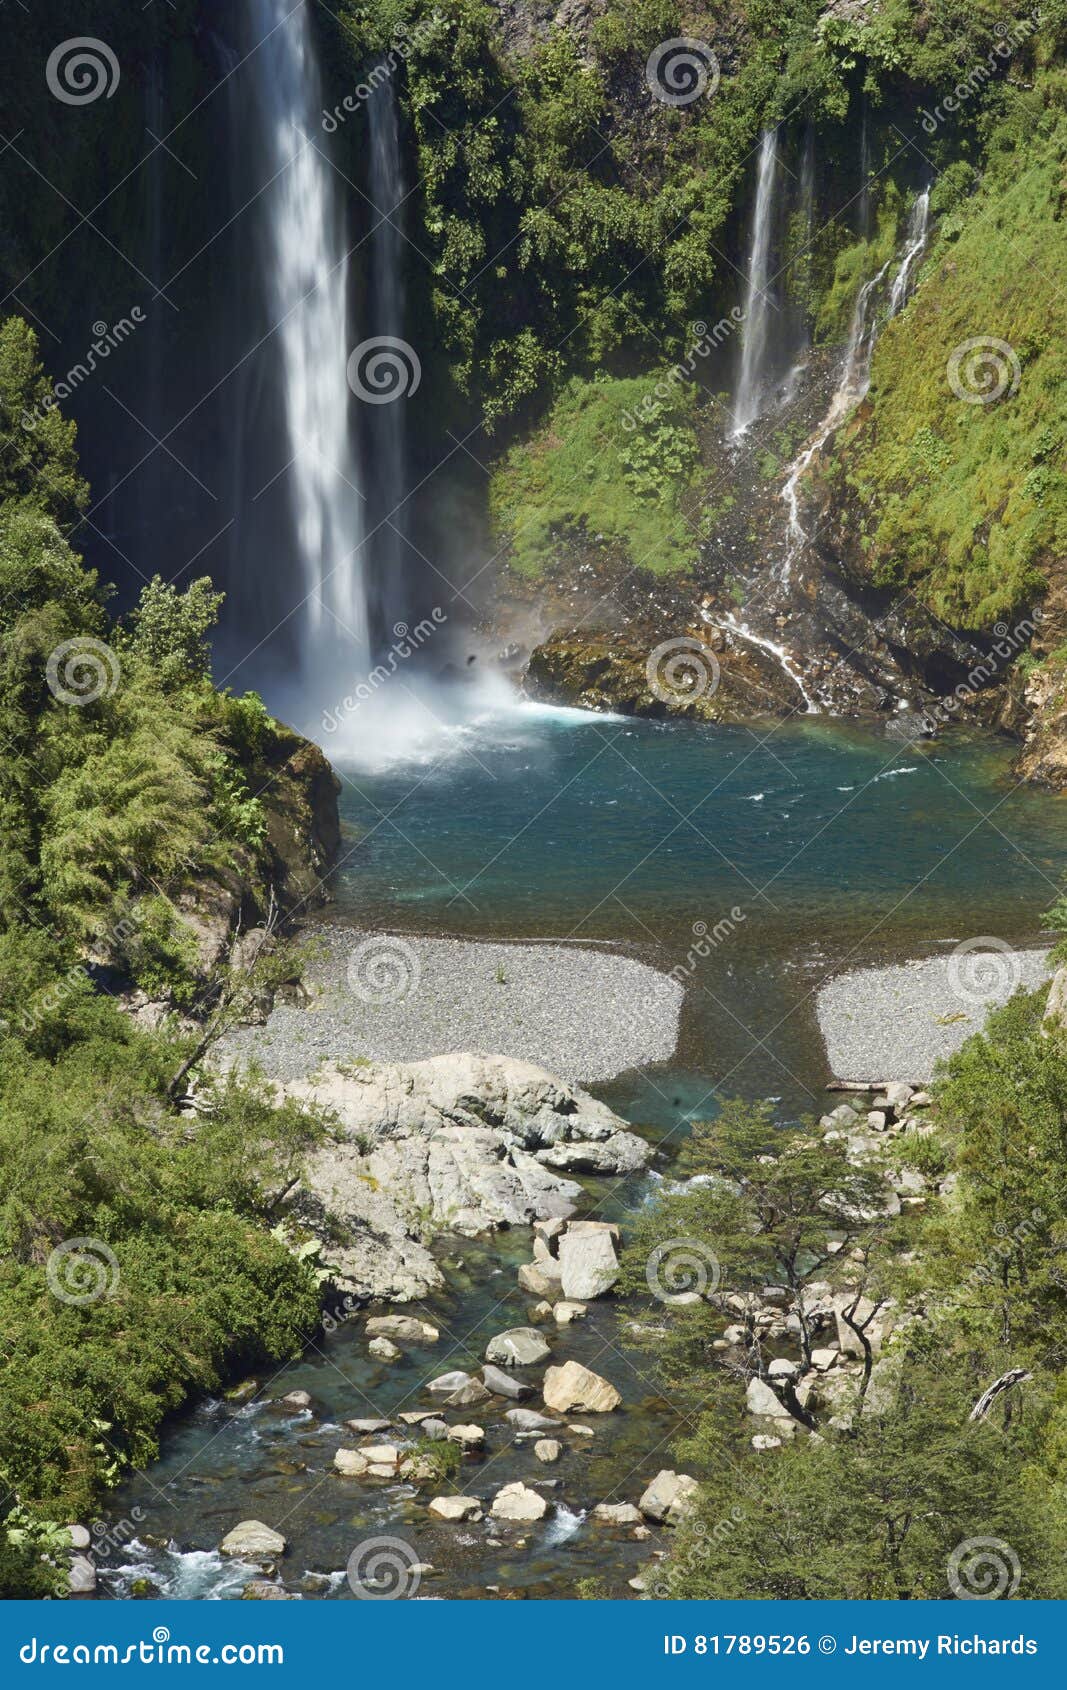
<box><xmin>331</xmin><ymin>706</ymin><xmax>1064</xmax><ymax>1117</ymax></box>
<box><xmin>98</xmin><ymin>708</ymin><xmax>1065</xmax><ymax>1599</ymax></box>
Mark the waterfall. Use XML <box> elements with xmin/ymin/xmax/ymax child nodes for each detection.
<box><xmin>249</xmin><ymin>0</ymin><xmax>368</xmax><ymax>662</ymax></box>
<box><xmin>365</xmin><ymin>73</ymin><xmax>411</xmax><ymax>638</ymax></box>
<box><xmin>778</xmin><ymin>187</ymin><xmax>931</xmax><ymax>587</ymax></box>
<box><xmin>731</xmin><ymin>128</ymin><xmax>779</xmax><ymax>438</ymax></box>
<box><xmin>887</xmin><ymin>189</ymin><xmax>930</xmax><ymax>316</ymax></box>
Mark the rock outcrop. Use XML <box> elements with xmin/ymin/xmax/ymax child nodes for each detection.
<box><xmin>290</xmin><ymin>1053</ymin><xmax>649</xmax><ymax>1301</ymax></box>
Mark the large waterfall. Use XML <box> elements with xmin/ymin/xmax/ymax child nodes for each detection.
<box><xmin>731</xmin><ymin>128</ymin><xmax>780</xmax><ymax>438</ymax></box>
<box><xmin>364</xmin><ymin>72</ymin><xmax>412</xmax><ymax>640</ymax></box>
<box><xmin>250</xmin><ymin>0</ymin><xmax>368</xmax><ymax>663</ymax></box>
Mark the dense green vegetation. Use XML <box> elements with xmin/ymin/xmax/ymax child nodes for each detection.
<box><xmin>622</xmin><ymin>996</ymin><xmax>1067</xmax><ymax>1598</ymax></box>
<box><xmin>828</xmin><ymin>81</ymin><xmax>1067</xmax><ymax>627</ymax></box>
<box><xmin>0</xmin><ymin>320</ymin><xmax>329</xmax><ymax>1592</ymax></box>
<box><xmin>489</xmin><ymin>374</ymin><xmax>703</xmax><ymax>575</ymax></box>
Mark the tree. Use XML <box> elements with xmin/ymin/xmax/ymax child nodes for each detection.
<box><xmin>621</xmin><ymin>1099</ymin><xmax>900</xmax><ymax>1419</ymax></box>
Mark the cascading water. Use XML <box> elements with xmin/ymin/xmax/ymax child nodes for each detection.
<box><xmin>731</xmin><ymin>128</ymin><xmax>780</xmax><ymax>438</ymax></box>
<box><xmin>364</xmin><ymin>73</ymin><xmax>412</xmax><ymax>638</ymax></box>
<box><xmin>249</xmin><ymin>0</ymin><xmax>368</xmax><ymax>663</ymax></box>
<box><xmin>778</xmin><ymin>187</ymin><xmax>931</xmax><ymax>589</ymax></box>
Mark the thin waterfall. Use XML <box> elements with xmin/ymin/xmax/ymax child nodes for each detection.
<box><xmin>731</xmin><ymin>128</ymin><xmax>779</xmax><ymax>437</ymax></box>
<box><xmin>249</xmin><ymin>0</ymin><xmax>367</xmax><ymax>659</ymax></box>
<box><xmin>365</xmin><ymin>73</ymin><xmax>410</xmax><ymax>638</ymax></box>
<box><xmin>887</xmin><ymin>189</ymin><xmax>930</xmax><ymax>315</ymax></box>
<box><xmin>779</xmin><ymin>186</ymin><xmax>932</xmax><ymax>588</ymax></box>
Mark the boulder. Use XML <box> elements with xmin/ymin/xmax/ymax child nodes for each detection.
<box><xmin>369</xmin><ymin>1336</ymin><xmax>400</xmax><ymax>1361</ymax></box>
<box><xmin>553</xmin><ymin>1300</ymin><xmax>588</xmax><ymax>1325</ymax></box>
<box><xmin>366</xmin><ymin>1316</ymin><xmax>439</xmax><ymax>1343</ymax></box>
<box><xmin>68</xmin><ymin>1554</ymin><xmax>97</xmax><ymax>1595</ymax></box>
<box><xmin>418</xmin><ymin>1418</ymin><xmax>449</xmax><ymax>1441</ymax></box>
<box><xmin>558</xmin><ymin>1228</ymin><xmax>620</xmax><ymax>1300</ymax></box>
<box><xmin>533</xmin><ymin>1217</ymin><xmax>568</xmax><ymax>1253</ymax></box>
<box><xmin>543</xmin><ymin>1360</ymin><xmax>620</xmax><ymax>1414</ymax></box>
<box><xmin>534</xmin><ymin>1439</ymin><xmax>562</xmax><ymax>1463</ymax></box>
<box><xmin>593</xmin><ymin>1503</ymin><xmax>642</xmax><ymax>1525</ymax></box>
<box><xmin>490</xmin><ymin>1482</ymin><xmax>549</xmax><ymax>1522</ymax></box>
<box><xmin>275</xmin><ymin>1390</ymin><xmax>312</xmax><ymax>1412</ymax></box>
<box><xmin>745</xmin><ymin>1376</ymin><xmax>793</xmax><ymax>1420</ymax></box>
<box><xmin>767</xmin><ymin>1358</ymin><xmax>798</xmax><ymax>1380</ymax></box>
<box><xmin>518</xmin><ymin>1261</ymin><xmax>562</xmax><ymax>1297</ymax></box>
<box><xmin>447</xmin><ymin>1424</ymin><xmax>485</xmax><ymax>1449</ymax></box>
<box><xmin>427</xmin><ymin>1496</ymin><xmax>483</xmax><ymax>1522</ymax></box>
<box><xmin>333</xmin><ymin>1449</ymin><xmax>369</xmax><ymax>1476</ymax></box>
<box><xmin>752</xmin><ymin>1435</ymin><xmax>783</xmax><ymax>1452</ymax></box>
<box><xmin>485</xmin><ymin>1327</ymin><xmax>551</xmax><ymax>1368</ymax></box>
<box><xmin>345</xmin><ymin>1417</ymin><xmax>392</xmax><ymax>1434</ymax></box>
<box><xmin>505</xmin><ymin>1408</ymin><xmax>559</xmax><ymax>1433</ymax></box>
<box><xmin>220</xmin><ymin>1521</ymin><xmax>287</xmax><ymax>1561</ymax></box>
<box><xmin>810</xmin><ymin>1348</ymin><xmax>839</xmax><ymax>1372</ymax></box>
<box><xmin>483</xmin><ymin>1364</ymin><xmax>534</xmax><ymax>1400</ymax></box>
<box><xmin>428</xmin><ymin>1370</ymin><xmax>475</xmax><ymax>1394</ymax></box>
<box><xmin>442</xmin><ymin>1379</ymin><xmax>491</xmax><ymax>1407</ymax></box>
<box><xmin>638</xmin><ymin>1471</ymin><xmax>699</xmax><ymax>1525</ymax></box>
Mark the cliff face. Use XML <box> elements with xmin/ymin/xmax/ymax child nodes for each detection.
<box><xmin>253</xmin><ymin>723</ymin><xmax>343</xmax><ymax>915</ymax></box>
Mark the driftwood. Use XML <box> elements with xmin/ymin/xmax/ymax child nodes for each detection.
<box><xmin>969</xmin><ymin>1368</ymin><xmax>1033</xmax><ymax>1422</ymax></box>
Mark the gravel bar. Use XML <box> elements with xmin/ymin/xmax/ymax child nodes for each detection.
<box><xmin>221</xmin><ymin>926</ymin><xmax>683</xmax><ymax>1086</ymax></box>
<box><xmin>817</xmin><ymin>948</ymin><xmax>1052</xmax><ymax>1085</ymax></box>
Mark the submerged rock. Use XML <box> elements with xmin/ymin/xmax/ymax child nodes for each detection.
<box><xmin>485</xmin><ymin>1327</ymin><xmax>551</xmax><ymax>1367</ymax></box>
